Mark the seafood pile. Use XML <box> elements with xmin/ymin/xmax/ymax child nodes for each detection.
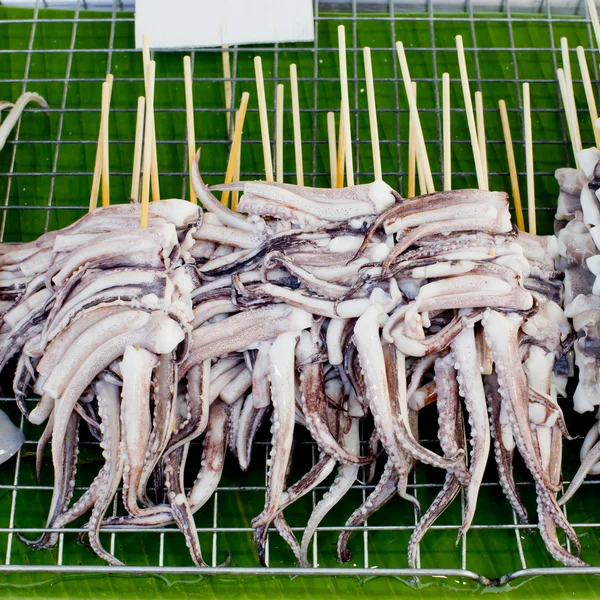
<box><xmin>554</xmin><ymin>148</ymin><xmax>600</xmax><ymax>506</ymax></box>
<box><xmin>0</xmin><ymin>92</ymin><xmax>49</xmax><ymax>465</ymax></box>
<box><xmin>0</xmin><ymin>153</ymin><xmax>585</xmax><ymax>568</ymax></box>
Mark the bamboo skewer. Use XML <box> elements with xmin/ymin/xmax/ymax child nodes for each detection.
<box><xmin>414</xmin><ymin>89</ymin><xmax>427</xmax><ymax>196</ymax></box>
<box><xmin>395</xmin><ymin>41</ymin><xmax>434</xmax><ymax>194</ymax></box>
<box><xmin>587</xmin><ymin>0</ymin><xmax>600</xmax><ymax>53</ymax></box>
<box><xmin>142</xmin><ymin>34</ymin><xmax>150</xmax><ymax>77</ymax></box>
<box><xmin>557</xmin><ymin>68</ymin><xmax>581</xmax><ymax>168</ymax></box>
<box><xmin>183</xmin><ymin>55</ymin><xmax>198</xmax><ymax>204</ymax></box>
<box><xmin>407</xmin><ymin>82</ymin><xmax>417</xmax><ymax>198</ymax></box>
<box><xmin>140</xmin><ymin>61</ymin><xmax>156</xmax><ymax>228</ymax></box>
<box><xmin>560</xmin><ymin>37</ymin><xmax>582</xmax><ymax>157</ymax></box>
<box><xmin>232</xmin><ymin>109</ymin><xmax>242</xmax><ymax>212</ymax></box>
<box><xmin>289</xmin><ymin>79</ymin><xmax>303</xmax><ymax>193</ymax></box>
<box><xmin>100</xmin><ymin>79</ymin><xmax>111</xmax><ymax>207</ymax></box>
<box><xmin>561</xmin><ymin>38</ymin><xmax>576</xmax><ymax>112</ymax></box>
<box><xmin>149</xmin><ymin>127</ymin><xmax>160</xmax><ymax>201</ymax></box>
<box><xmin>498</xmin><ymin>99</ymin><xmax>525</xmax><ymax>231</ymax></box>
<box><xmin>89</xmin><ymin>73</ymin><xmax>113</xmax><ymax>213</ymax></box>
<box><xmin>130</xmin><ymin>96</ymin><xmax>145</xmax><ymax>202</ymax></box>
<box><xmin>142</xmin><ymin>35</ymin><xmax>160</xmax><ymax>202</ymax></box>
<box><xmin>327</xmin><ymin>112</ymin><xmax>338</xmax><ymax>188</ymax></box>
<box><xmin>523</xmin><ymin>82</ymin><xmax>536</xmax><ymax>235</ymax></box>
<box><xmin>442</xmin><ymin>73</ymin><xmax>451</xmax><ymax>191</ymax></box>
<box><xmin>576</xmin><ymin>45</ymin><xmax>600</xmax><ymax>148</ymax></box>
<box><xmin>221</xmin><ymin>91</ymin><xmax>250</xmax><ymax>208</ymax></box>
<box><xmin>254</xmin><ymin>56</ymin><xmax>274</xmax><ymax>182</ymax></box>
<box><xmin>338</xmin><ymin>26</ymin><xmax>354</xmax><ymax>187</ymax></box>
<box><xmin>336</xmin><ymin>102</ymin><xmax>346</xmax><ymax>188</ymax></box>
<box><xmin>290</xmin><ymin>64</ymin><xmax>304</xmax><ymax>186</ymax></box>
<box><xmin>363</xmin><ymin>46</ymin><xmax>382</xmax><ymax>181</ymax></box>
<box><xmin>222</xmin><ymin>45</ymin><xmax>232</xmax><ymax>137</ymax></box>
<box><xmin>560</xmin><ymin>37</ymin><xmax>575</xmax><ymax>97</ymax></box>
<box><xmin>276</xmin><ymin>84</ymin><xmax>284</xmax><ymax>183</ymax></box>
<box><xmin>474</xmin><ymin>91</ymin><xmax>488</xmax><ymax>191</ymax></box>
<box><xmin>455</xmin><ymin>35</ymin><xmax>485</xmax><ymax>190</ymax></box>
<box><xmin>409</xmin><ymin>82</ymin><xmax>426</xmax><ymax>196</ymax></box>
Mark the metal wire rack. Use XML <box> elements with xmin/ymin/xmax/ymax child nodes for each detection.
<box><xmin>2</xmin><ymin>0</ymin><xmax>600</xmax><ymax>589</ymax></box>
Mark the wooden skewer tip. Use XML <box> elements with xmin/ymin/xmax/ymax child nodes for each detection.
<box><xmin>130</xmin><ymin>95</ymin><xmax>146</xmax><ymax>202</ymax></box>
<box><xmin>100</xmin><ymin>79</ymin><xmax>111</xmax><ymax>207</ymax></box>
<box><xmin>576</xmin><ymin>45</ymin><xmax>600</xmax><ymax>148</ymax></box>
<box><xmin>336</xmin><ymin>103</ymin><xmax>346</xmax><ymax>189</ymax></box>
<box><xmin>523</xmin><ymin>82</ymin><xmax>536</xmax><ymax>235</ymax></box>
<box><xmin>254</xmin><ymin>56</ymin><xmax>274</xmax><ymax>182</ymax></box>
<box><xmin>363</xmin><ymin>46</ymin><xmax>382</xmax><ymax>181</ymax></box>
<box><xmin>222</xmin><ymin>45</ymin><xmax>233</xmax><ymax>137</ymax></box>
<box><xmin>396</xmin><ymin>40</ymin><xmax>434</xmax><ymax>194</ymax></box>
<box><xmin>327</xmin><ymin>111</ymin><xmax>337</xmax><ymax>189</ymax></box>
<box><xmin>498</xmin><ymin>99</ymin><xmax>525</xmax><ymax>231</ymax></box>
<box><xmin>221</xmin><ymin>92</ymin><xmax>250</xmax><ymax>208</ymax></box>
<box><xmin>140</xmin><ymin>61</ymin><xmax>156</xmax><ymax>228</ymax></box>
<box><xmin>183</xmin><ymin>55</ymin><xmax>198</xmax><ymax>204</ymax></box>
<box><xmin>290</xmin><ymin>63</ymin><xmax>304</xmax><ymax>186</ymax></box>
<box><xmin>442</xmin><ymin>72</ymin><xmax>451</xmax><ymax>191</ymax></box>
<box><xmin>338</xmin><ymin>25</ymin><xmax>354</xmax><ymax>187</ymax></box>
<box><xmin>276</xmin><ymin>83</ymin><xmax>284</xmax><ymax>184</ymax></box>
<box><xmin>455</xmin><ymin>35</ymin><xmax>485</xmax><ymax>190</ymax></box>
<box><xmin>89</xmin><ymin>75</ymin><xmax>114</xmax><ymax>212</ymax></box>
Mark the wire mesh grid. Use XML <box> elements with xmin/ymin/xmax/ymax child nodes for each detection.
<box><xmin>2</xmin><ymin>0</ymin><xmax>600</xmax><ymax>588</ymax></box>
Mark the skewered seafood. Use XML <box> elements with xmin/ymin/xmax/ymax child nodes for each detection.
<box><xmin>0</xmin><ymin>152</ymin><xmax>584</xmax><ymax>569</ymax></box>
<box><xmin>553</xmin><ymin>149</ymin><xmax>600</xmax><ymax>506</ymax></box>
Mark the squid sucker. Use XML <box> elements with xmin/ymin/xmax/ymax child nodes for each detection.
<box><xmin>0</xmin><ymin>148</ymin><xmax>588</xmax><ymax>571</ymax></box>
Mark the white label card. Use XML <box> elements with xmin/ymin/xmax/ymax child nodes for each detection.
<box><xmin>135</xmin><ymin>0</ymin><xmax>315</xmax><ymax>49</ymax></box>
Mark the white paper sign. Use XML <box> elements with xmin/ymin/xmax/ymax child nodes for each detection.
<box><xmin>135</xmin><ymin>0</ymin><xmax>314</xmax><ymax>49</ymax></box>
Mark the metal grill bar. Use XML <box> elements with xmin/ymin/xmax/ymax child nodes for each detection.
<box><xmin>2</xmin><ymin>16</ymin><xmax>599</xmax><ymax>25</ymax></box>
<box><xmin>0</xmin><ymin>0</ymin><xmax>599</xmax><ymax>587</ymax></box>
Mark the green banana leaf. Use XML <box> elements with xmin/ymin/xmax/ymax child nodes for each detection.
<box><xmin>1</xmin><ymin>5</ymin><xmax>600</xmax><ymax>598</ymax></box>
